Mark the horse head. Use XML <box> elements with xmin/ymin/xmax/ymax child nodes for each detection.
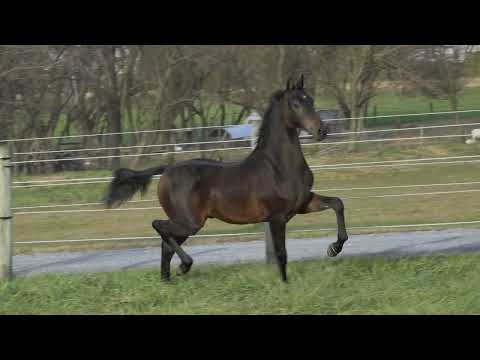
<box><xmin>283</xmin><ymin>74</ymin><xmax>328</xmax><ymax>141</ymax></box>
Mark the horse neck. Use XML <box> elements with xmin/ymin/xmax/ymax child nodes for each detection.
<box><xmin>251</xmin><ymin>107</ymin><xmax>307</xmax><ymax>168</ymax></box>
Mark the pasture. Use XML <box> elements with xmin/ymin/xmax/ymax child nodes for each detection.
<box><xmin>1</xmin><ymin>254</ymin><xmax>479</xmax><ymax>314</ymax></box>
<box><xmin>6</xmin><ymin>87</ymin><xmax>480</xmax><ymax>282</ymax></box>
<box><xmin>11</xmin><ymin>139</ymin><xmax>480</xmax><ymax>255</ymax></box>
<box><xmin>3</xmin><ymin>46</ymin><xmax>480</xmax><ymax>316</ymax></box>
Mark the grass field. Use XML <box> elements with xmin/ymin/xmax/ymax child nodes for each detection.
<box><xmin>1</xmin><ymin>254</ymin><xmax>479</xmax><ymax>314</ymax></box>
<box><xmin>362</xmin><ymin>87</ymin><xmax>480</xmax><ymax>126</ymax></box>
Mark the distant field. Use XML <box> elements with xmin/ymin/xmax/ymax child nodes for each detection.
<box><xmin>45</xmin><ymin>86</ymin><xmax>480</xmax><ymax>141</ymax></box>
<box><xmin>176</xmin><ymin>87</ymin><xmax>480</xmax><ymax>129</ymax></box>
<box><xmin>315</xmin><ymin>87</ymin><xmax>480</xmax><ymax>127</ymax></box>
<box><xmin>1</xmin><ymin>254</ymin><xmax>479</xmax><ymax>314</ymax></box>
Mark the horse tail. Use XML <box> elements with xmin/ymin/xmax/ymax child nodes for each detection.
<box><xmin>103</xmin><ymin>165</ymin><xmax>167</xmax><ymax>208</ymax></box>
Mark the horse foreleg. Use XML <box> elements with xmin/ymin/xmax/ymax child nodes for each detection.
<box><xmin>299</xmin><ymin>192</ymin><xmax>349</xmax><ymax>257</ymax></box>
<box><xmin>268</xmin><ymin>217</ymin><xmax>288</xmax><ymax>283</ymax></box>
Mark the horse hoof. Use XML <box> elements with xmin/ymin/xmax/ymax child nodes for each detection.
<box><xmin>327</xmin><ymin>243</ymin><xmax>341</xmax><ymax>257</ymax></box>
<box><xmin>178</xmin><ymin>261</ymin><xmax>193</xmax><ymax>275</ymax></box>
<box><xmin>160</xmin><ymin>275</ymin><xmax>171</xmax><ymax>282</ymax></box>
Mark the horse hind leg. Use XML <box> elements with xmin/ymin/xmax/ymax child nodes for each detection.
<box><xmin>160</xmin><ymin>239</ymin><xmax>174</xmax><ymax>281</ymax></box>
<box><xmin>173</xmin><ymin>236</ymin><xmax>192</xmax><ymax>275</ymax></box>
<box><xmin>159</xmin><ymin>235</ymin><xmax>188</xmax><ymax>281</ymax></box>
<box><xmin>153</xmin><ymin>220</ymin><xmax>200</xmax><ymax>277</ymax></box>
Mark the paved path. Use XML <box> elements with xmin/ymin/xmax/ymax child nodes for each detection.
<box><xmin>13</xmin><ymin>228</ymin><xmax>480</xmax><ymax>277</ymax></box>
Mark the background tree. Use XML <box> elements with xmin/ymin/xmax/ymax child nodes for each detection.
<box><xmin>310</xmin><ymin>45</ymin><xmax>412</xmax><ymax>151</ymax></box>
<box><xmin>2</xmin><ymin>45</ymin><xmax>480</xmax><ymax>172</ymax></box>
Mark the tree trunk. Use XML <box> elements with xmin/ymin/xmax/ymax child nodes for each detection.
<box><xmin>107</xmin><ymin>94</ymin><xmax>122</xmax><ymax>170</ymax></box>
<box><xmin>200</xmin><ymin>113</ymin><xmax>208</xmax><ymax>159</ymax></box>
<box><xmin>448</xmin><ymin>94</ymin><xmax>463</xmax><ymax>142</ymax></box>
<box><xmin>348</xmin><ymin>105</ymin><xmax>363</xmax><ymax>152</ymax></box>
<box><xmin>99</xmin><ymin>46</ymin><xmax>123</xmax><ymax>170</ymax></box>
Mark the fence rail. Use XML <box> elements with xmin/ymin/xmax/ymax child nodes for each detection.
<box><xmin>8</xmin><ymin>133</ymin><xmax>475</xmax><ymax>166</ymax></box>
<box><xmin>11</xmin><ymin>121</ymin><xmax>480</xmax><ymax>158</ymax></box>
<box><xmin>10</xmin><ymin>180</ymin><xmax>480</xmax><ymax>211</ymax></box>
<box><xmin>14</xmin><ymin>220</ymin><xmax>480</xmax><ymax>246</ymax></box>
<box><xmin>5</xmin><ymin>108</ymin><xmax>480</xmax><ymax>144</ymax></box>
<box><xmin>11</xmin><ymin>155</ymin><xmax>480</xmax><ymax>187</ymax></box>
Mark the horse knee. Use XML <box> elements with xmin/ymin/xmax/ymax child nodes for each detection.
<box><xmin>331</xmin><ymin>197</ymin><xmax>344</xmax><ymax>212</ymax></box>
<box><xmin>153</xmin><ymin>219</ymin><xmax>200</xmax><ymax>238</ymax></box>
<box><xmin>152</xmin><ymin>219</ymin><xmax>164</xmax><ymax>231</ymax></box>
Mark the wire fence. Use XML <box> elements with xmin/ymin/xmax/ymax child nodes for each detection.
<box><xmin>6</xmin><ymin>109</ymin><xmax>480</xmax><ymax>248</ymax></box>
<box><xmin>14</xmin><ymin>221</ymin><xmax>480</xmax><ymax>245</ymax></box>
<box><xmin>11</xmin><ymin>121</ymin><xmax>480</xmax><ymax>158</ymax></box>
<box><xmin>10</xmin><ymin>180</ymin><xmax>480</xmax><ymax>211</ymax></box>
<box><xmin>10</xmin><ymin>188</ymin><xmax>480</xmax><ymax>216</ymax></box>
<box><xmin>7</xmin><ymin>133</ymin><xmax>475</xmax><ymax>166</ymax></box>
<box><xmin>11</xmin><ymin>154</ymin><xmax>480</xmax><ymax>188</ymax></box>
<box><xmin>5</xmin><ymin>108</ymin><xmax>480</xmax><ymax>144</ymax></box>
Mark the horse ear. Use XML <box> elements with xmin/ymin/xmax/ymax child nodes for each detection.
<box><xmin>296</xmin><ymin>74</ymin><xmax>304</xmax><ymax>90</ymax></box>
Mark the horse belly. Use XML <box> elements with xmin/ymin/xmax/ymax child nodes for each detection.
<box><xmin>208</xmin><ymin>190</ymin><xmax>268</xmax><ymax>225</ymax></box>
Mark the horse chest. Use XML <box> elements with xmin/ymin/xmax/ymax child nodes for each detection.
<box><xmin>294</xmin><ymin>167</ymin><xmax>314</xmax><ymax>210</ymax></box>
<box><xmin>274</xmin><ymin>167</ymin><xmax>313</xmax><ymax>213</ymax></box>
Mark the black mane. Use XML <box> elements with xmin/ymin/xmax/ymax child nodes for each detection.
<box><xmin>255</xmin><ymin>90</ymin><xmax>286</xmax><ymax>149</ymax></box>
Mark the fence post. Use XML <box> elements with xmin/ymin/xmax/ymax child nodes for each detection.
<box><xmin>250</xmin><ymin>117</ymin><xmax>275</xmax><ymax>264</ymax></box>
<box><xmin>0</xmin><ymin>142</ymin><xmax>13</xmax><ymax>281</ymax></box>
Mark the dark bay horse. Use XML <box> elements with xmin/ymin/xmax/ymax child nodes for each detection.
<box><xmin>104</xmin><ymin>76</ymin><xmax>349</xmax><ymax>282</ymax></box>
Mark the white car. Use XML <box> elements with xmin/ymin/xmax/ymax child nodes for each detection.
<box><xmin>466</xmin><ymin>129</ymin><xmax>480</xmax><ymax>144</ymax></box>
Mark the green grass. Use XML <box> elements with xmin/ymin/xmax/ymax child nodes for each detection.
<box><xmin>1</xmin><ymin>254</ymin><xmax>479</xmax><ymax>314</ymax></box>
<box><xmin>315</xmin><ymin>87</ymin><xmax>480</xmax><ymax>126</ymax></box>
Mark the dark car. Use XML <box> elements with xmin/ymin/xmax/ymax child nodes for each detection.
<box><xmin>316</xmin><ymin>109</ymin><xmax>346</xmax><ymax>134</ymax></box>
